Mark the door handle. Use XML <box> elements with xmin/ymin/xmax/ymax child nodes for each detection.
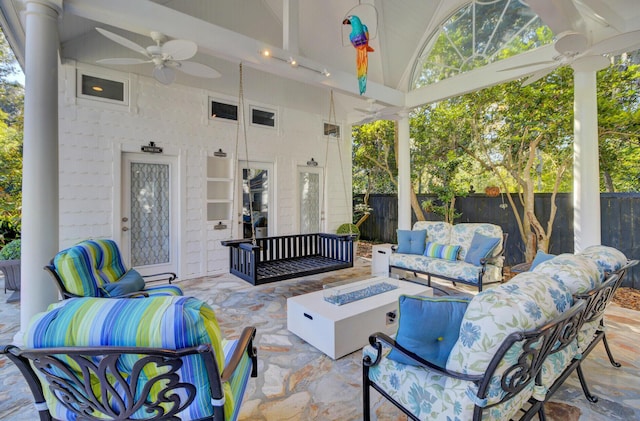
<box><xmin>122</xmin><ymin>227</ymin><xmax>129</xmax><ymax>232</ymax></box>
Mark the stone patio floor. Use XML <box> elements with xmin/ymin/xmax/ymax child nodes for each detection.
<box><xmin>1</xmin><ymin>258</ymin><xmax>639</xmax><ymax>420</ymax></box>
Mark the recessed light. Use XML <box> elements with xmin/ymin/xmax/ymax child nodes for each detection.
<box><xmin>92</xmin><ymin>86</ymin><xmax>104</xmax><ymax>92</ymax></box>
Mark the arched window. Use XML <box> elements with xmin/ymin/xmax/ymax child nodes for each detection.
<box><xmin>411</xmin><ymin>0</ymin><xmax>551</xmax><ymax>89</ymax></box>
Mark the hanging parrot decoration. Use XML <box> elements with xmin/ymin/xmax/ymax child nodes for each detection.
<box><xmin>342</xmin><ymin>15</ymin><xmax>374</xmax><ymax>95</ymax></box>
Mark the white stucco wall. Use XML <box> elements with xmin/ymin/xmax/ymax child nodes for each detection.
<box><xmin>57</xmin><ymin>63</ymin><xmax>352</xmax><ymax>279</ymax></box>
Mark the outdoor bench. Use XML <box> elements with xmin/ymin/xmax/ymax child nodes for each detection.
<box><xmin>389</xmin><ymin>221</ymin><xmax>506</xmax><ymax>291</ymax></box>
<box><xmin>221</xmin><ymin>233</ymin><xmax>356</xmax><ymax>285</ymax></box>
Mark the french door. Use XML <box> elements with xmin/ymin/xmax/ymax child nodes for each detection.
<box><xmin>298</xmin><ymin>166</ymin><xmax>324</xmax><ymax>234</ymax></box>
<box><xmin>121</xmin><ymin>153</ymin><xmax>178</xmax><ymax>276</ymax></box>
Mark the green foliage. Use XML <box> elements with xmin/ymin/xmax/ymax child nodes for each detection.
<box><xmin>336</xmin><ymin>223</ymin><xmax>360</xmax><ymax>241</ymax></box>
<box><xmin>352</xmin><ymin>120</ymin><xmax>397</xmax><ymax>194</ymax></box>
<box><xmin>0</xmin><ymin>238</ymin><xmax>20</xmax><ymax>260</ymax></box>
<box><xmin>0</xmin><ymin>27</ymin><xmax>23</xmax><ymax>222</ymax></box>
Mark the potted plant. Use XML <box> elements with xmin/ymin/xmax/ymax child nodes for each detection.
<box><xmin>337</xmin><ymin>223</ymin><xmax>360</xmax><ymax>257</ymax></box>
<box><xmin>0</xmin><ymin>239</ymin><xmax>21</xmax><ymax>302</ymax></box>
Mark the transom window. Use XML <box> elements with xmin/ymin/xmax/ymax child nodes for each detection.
<box><xmin>411</xmin><ymin>0</ymin><xmax>552</xmax><ymax>89</ymax></box>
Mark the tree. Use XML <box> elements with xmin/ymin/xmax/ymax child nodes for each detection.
<box><xmin>0</xmin><ymin>28</ymin><xmax>24</xmax><ymax>226</ymax></box>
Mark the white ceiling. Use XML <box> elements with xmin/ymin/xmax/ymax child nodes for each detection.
<box><xmin>2</xmin><ymin>0</ymin><xmax>640</xmax><ymax>119</ymax></box>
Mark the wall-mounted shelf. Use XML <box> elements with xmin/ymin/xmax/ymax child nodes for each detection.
<box><xmin>206</xmin><ymin>155</ymin><xmax>233</xmax><ymax>222</ymax></box>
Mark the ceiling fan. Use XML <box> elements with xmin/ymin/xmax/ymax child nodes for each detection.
<box><xmin>95</xmin><ymin>28</ymin><xmax>221</xmax><ymax>85</ymax></box>
<box><xmin>510</xmin><ymin>1</ymin><xmax>640</xmax><ymax>86</ymax></box>
<box><xmin>353</xmin><ymin>99</ymin><xmax>403</xmax><ymax>124</ymax></box>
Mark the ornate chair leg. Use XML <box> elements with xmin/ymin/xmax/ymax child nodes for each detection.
<box><xmin>602</xmin><ymin>333</ymin><xmax>621</xmax><ymax>367</ymax></box>
<box><xmin>576</xmin><ymin>365</ymin><xmax>598</xmax><ymax>403</ymax></box>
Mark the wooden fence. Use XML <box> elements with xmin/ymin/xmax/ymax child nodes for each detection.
<box><xmin>355</xmin><ymin>193</ymin><xmax>640</xmax><ymax>288</ymax></box>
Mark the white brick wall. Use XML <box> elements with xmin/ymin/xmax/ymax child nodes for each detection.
<box><xmin>58</xmin><ymin>64</ymin><xmax>352</xmax><ymax>280</ymax></box>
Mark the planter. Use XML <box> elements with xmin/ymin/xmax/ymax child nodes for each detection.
<box><xmin>485</xmin><ymin>186</ymin><xmax>500</xmax><ymax>197</ymax></box>
<box><xmin>0</xmin><ymin>259</ymin><xmax>20</xmax><ymax>303</ymax></box>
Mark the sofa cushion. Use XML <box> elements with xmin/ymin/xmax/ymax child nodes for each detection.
<box><xmin>25</xmin><ymin>296</ymin><xmax>235</xmax><ymax>420</ymax></box>
<box><xmin>397</xmin><ymin>229</ymin><xmax>427</xmax><ymax>255</ymax></box>
<box><xmin>577</xmin><ymin>245</ymin><xmax>628</xmax><ymax>280</ymax></box>
<box><xmin>532</xmin><ymin>253</ymin><xmax>601</xmax><ymax>294</ymax></box>
<box><xmin>388</xmin><ymin>295</ymin><xmax>470</xmax><ymax>367</ymax></box>
<box><xmin>101</xmin><ymin>268</ymin><xmax>145</xmax><ymax>297</ymax></box>
<box><xmin>363</xmin><ymin>344</ymin><xmax>534</xmax><ymax>421</ymax></box>
<box><xmin>424</xmin><ymin>242</ymin><xmax>460</xmax><ymax>261</ymax></box>
<box><xmin>388</xmin><ymin>254</ymin><xmax>497</xmax><ymax>285</ymax></box>
<box><xmin>529</xmin><ymin>250</ymin><xmax>555</xmax><ymax>270</ymax></box>
<box><xmin>412</xmin><ymin>221</ymin><xmax>451</xmax><ymax>245</ymax></box>
<box><xmin>447</xmin><ymin>272</ymin><xmax>572</xmax><ymax>377</ymax></box>
<box><xmin>464</xmin><ymin>233</ymin><xmax>500</xmax><ymax>266</ymax></box>
<box><xmin>450</xmin><ymin>223</ymin><xmax>503</xmax><ymax>261</ymax></box>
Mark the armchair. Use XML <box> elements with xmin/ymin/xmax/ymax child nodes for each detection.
<box><xmin>2</xmin><ymin>296</ymin><xmax>258</xmax><ymax>421</ymax></box>
<box><xmin>44</xmin><ymin>239</ymin><xmax>182</xmax><ymax>298</ymax></box>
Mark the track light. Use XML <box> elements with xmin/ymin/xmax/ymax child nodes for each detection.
<box><xmin>307</xmin><ymin>158</ymin><xmax>318</xmax><ymax>167</ymax></box>
<box><xmin>259</xmin><ymin>50</ymin><xmax>330</xmax><ymax>77</ymax></box>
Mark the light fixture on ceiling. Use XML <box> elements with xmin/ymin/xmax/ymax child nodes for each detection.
<box><xmin>307</xmin><ymin>158</ymin><xmax>318</xmax><ymax>167</ymax></box>
<box><xmin>259</xmin><ymin>50</ymin><xmax>330</xmax><ymax>77</ymax></box>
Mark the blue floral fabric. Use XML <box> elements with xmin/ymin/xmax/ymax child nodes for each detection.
<box><xmin>577</xmin><ymin>245</ymin><xmax>628</xmax><ymax>279</ymax></box>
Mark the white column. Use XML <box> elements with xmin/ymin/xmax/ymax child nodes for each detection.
<box><xmin>18</xmin><ymin>0</ymin><xmax>62</xmax><ymax>341</ymax></box>
<box><xmin>283</xmin><ymin>0</ymin><xmax>299</xmax><ymax>54</ymax></box>
<box><xmin>397</xmin><ymin>114</ymin><xmax>411</xmax><ymax>230</ymax></box>
<box><xmin>573</xmin><ymin>70</ymin><xmax>601</xmax><ymax>252</ymax></box>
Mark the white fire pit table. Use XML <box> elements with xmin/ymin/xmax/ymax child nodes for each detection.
<box><xmin>287</xmin><ymin>276</ymin><xmax>432</xmax><ymax>359</ymax></box>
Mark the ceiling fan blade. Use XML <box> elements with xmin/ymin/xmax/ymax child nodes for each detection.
<box><xmin>522</xmin><ymin>67</ymin><xmax>556</xmax><ymax>86</ymax></box>
<box><xmin>572</xmin><ymin>55</ymin><xmax>610</xmax><ymax>72</ymax></box>
<box><xmin>176</xmin><ymin>61</ymin><xmax>221</xmax><ymax>78</ymax></box>
<box><xmin>96</xmin><ymin>28</ymin><xmax>149</xmax><ymax>57</ymax></box>
<box><xmin>97</xmin><ymin>58</ymin><xmax>149</xmax><ymax>65</ymax></box>
<box><xmin>161</xmin><ymin>39</ymin><xmax>198</xmax><ymax>61</ymax></box>
<box><xmin>525</xmin><ymin>0</ymin><xmax>583</xmax><ymax>35</ymax></box>
<box><xmin>153</xmin><ymin>66</ymin><xmax>176</xmax><ymax>85</ymax></box>
<box><xmin>587</xmin><ymin>30</ymin><xmax>640</xmax><ymax>56</ymax></box>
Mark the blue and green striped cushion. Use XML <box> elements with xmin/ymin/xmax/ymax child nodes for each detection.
<box><xmin>53</xmin><ymin>240</ymin><xmax>105</xmax><ymax>296</ymax></box>
<box><xmin>93</xmin><ymin>239</ymin><xmax>128</xmax><ymax>283</ymax></box>
<box><xmin>424</xmin><ymin>241</ymin><xmax>460</xmax><ymax>261</ymax></box>
<box><xmin>25</xmin><ymin>296</ymin><xmax>245</xmax><ymax>421</ymax></box>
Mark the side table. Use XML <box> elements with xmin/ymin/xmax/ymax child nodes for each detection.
<box><xmin>371</xmin><ymin>243</ymin><xmax>394</xmax><ymax>275</ymax></box>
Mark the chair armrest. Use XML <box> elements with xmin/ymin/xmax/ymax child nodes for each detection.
<box><xmin>142</xmin><ymin>272</ymin><xmax>177</xmax><ymax>284</ymax></box>
<box><xmin>390</xmin><ymin>245</ymin><xmax>398</xmax><ymax>253</ymax></box>
<box><xmin>364</xmin><ymin>332</ymin><xmax>484</xmax><ymax>383</ymax></box>
<box><xmin>221</xmin><ymin>326</ymin><xmax>258</xmax><ymax>383</ymax></box>
<box><xmin>239</xmin><ymin>243</ymin><xmax>260</xmax><ymax>252</ymax></box>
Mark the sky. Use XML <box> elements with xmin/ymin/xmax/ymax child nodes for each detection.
<box><xmin>7</xmin><ymin>68</ymin><xmax>24</xmax><ymax>86</ymax></box>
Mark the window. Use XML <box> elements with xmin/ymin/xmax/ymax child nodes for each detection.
<box><xmin>210</xmin><ymin>99</ymin><xmax>238</xmax><ymax>121</ymax></box>
<box><xmin>410</xmin><ymin>0</ymin><xmax>552</xmax><ymax>89</ymax></box>
<box><xmin>323</xmin><ymin>122</ymin><xmax>340</xmax><ymax>138</ymax></box>
<box><xmin>250</xmin><ymin>106</ymin><xmax>277</xmax><ymax>129</ymax></box>
<box><xmin>77</xmin><ymin>71</ymin><xmax>128</xmax><ymax>105</ymax></box>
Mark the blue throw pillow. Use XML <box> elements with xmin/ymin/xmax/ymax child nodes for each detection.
<box><xmin>102</xmin><ymin>269</ymin><xmax>145</xmax><ymax>297</ymax></box>
<box><xmin>530</xmin><ymin>250</ymin><xmax>555</xmax><ymax>270</ymax></box>
<box><xmin>396</xmin><ymin>229</ymin><xmax>427</xmax><ymax>255</ymax></box>
<box><xmin>464</xmin><ymin>232</ymin><xmax>500</xmax><ymax>266</ymax></box>
<box><xmin>388</xmin><ymin>295</ymin><xmax>470</xmax><ymax>368</ymax></box>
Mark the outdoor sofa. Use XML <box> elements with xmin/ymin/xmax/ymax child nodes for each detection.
<box><xmin>389</xmin><ymin>221</ymin><xmax>507</xmax><ymax>291</ymax></box>
<box><xmin>363</xmin><ymin>245</ymin><xmax>636</xmax><ymax>420</ymax></box>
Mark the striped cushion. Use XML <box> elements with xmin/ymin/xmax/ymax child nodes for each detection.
<box><xmin>53</xmin><ymin>239</ymin><xmax>183</xmax><ymax>298</ymax></box>
<box><xmin>93</xmin><ymin>239</ymin><xmax>128</xmax><ymax>283</ymax></box>
<box><xmin>424</xmin><ymin>242</ymin><xmax>461</xmax><ymax>261</ymax></box>
<box><xmin>25</xmin><ymin>296</ymin><xmax>245</xmax><ymax>421</ymax></box>
<box><xmin>53</xmin><ymin>240</ymin><xmax>105</xmax><ymax>296</ymax></box>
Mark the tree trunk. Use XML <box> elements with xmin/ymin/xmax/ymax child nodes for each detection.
<box><xmin>394</xmin><ymin>122</ymin><xmax>425</xmax><ymax>221</ymax></box>
<box><xmin>603</xmin><ymin>171</ymin><xmax>615</xmax><ymax>192</ymax></box>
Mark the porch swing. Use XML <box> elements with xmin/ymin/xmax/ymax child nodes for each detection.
<box><xmin>221</xmin><ymin>65</ymin><xmax>356</xmax><ymax>285</ymax></box>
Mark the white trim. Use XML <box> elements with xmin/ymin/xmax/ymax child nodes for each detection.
<box><xmin>248</xmin><ymin>103</ymin><xmax>278</xmax><ymax>130</ymax></box>
<box><xmin>322</xmin><ymin>120</ymin><xmax>341</xmax><ymax>139</ymax></box>
<box><xmin>208</xmin><ymin>95</ymin><xmax>239</xmax><ymax>125</ymax></box>
<box><xmin>76</xmin><ymin>67</ymin><xmax>129</xmax><ymax>106</ymax></box>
